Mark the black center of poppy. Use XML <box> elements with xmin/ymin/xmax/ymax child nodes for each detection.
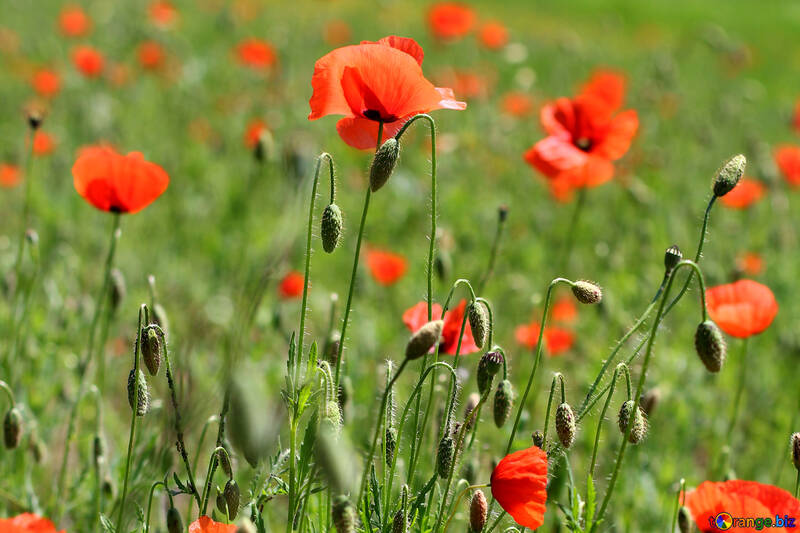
<box><xmin>363</xmin><ymin>109</ymin><xmax>398</xmax><ymax>123</ymax></box>
<box><xmin>575</xmin><ymin>137</ymin><xmax>592</xmax><ymax>152</ymax></box>
<box><xmin>109</xmin><ymin>205</ymin><xmax>123</xmax><ymax>214</ymax></box>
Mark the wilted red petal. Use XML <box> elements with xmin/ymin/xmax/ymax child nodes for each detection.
<box><xmin>705</xmin><ymin>279</ymin><xmax>778</xmax><ymax>338</ymax></box>
<box><xmin>491</xmin><ymin>446</ymin><xmax>548</xmax><ymax>529</ymax></box>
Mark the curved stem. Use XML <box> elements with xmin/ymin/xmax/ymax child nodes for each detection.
<box><xmin>725</xmin><ymin>337</ymin><xmax>750</xmax><ymax>443</ymax></box>
<box><xmin>144</xmin><ymin>480</ymin><xmax>169</xmax><ymax>533</ymax></box>
<box><xmin>201</xmin><ymin>446</ymin><xmax>230</xmax><ymax>515</ymax></box>
<box><xmin>0</xmin><ymin>380</ymin><xmax>15</xmax><ymax>406</ymax></box>
<box><xmin>477</xmin><ymin>207</ymin><xmax>507</xmax><ymax>294</ymax></box>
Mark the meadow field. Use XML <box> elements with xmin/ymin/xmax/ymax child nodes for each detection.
<box><xmin>2</xmin><ymin>1</ymin><xmax>800</xmax><ymax>532</ymax></box>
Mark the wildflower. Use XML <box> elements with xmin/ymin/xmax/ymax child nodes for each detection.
<box><xmin>278</xmin><ymin>271</ymin><xmax>304</xmax><ymax>299</ymax></box>
<box><xmin>775</xmin><ymin>145</ymin><xmax>800</xmax><ymax>187</ymax></box>
<box><xmin>501</xmin><ymin>91</ymin><xmax>534</xmax><ymax>118</ymax></box>
<box><xmin>366</xmin><ymin>248</ymin><xmax>408</xmax><ymax>286</ymax></box>
<box><xmin>149</xmin><ymin>1</ymin><xmax>178</xmax><ymax>28</ymax></box>
<box><xmin>514</xmin><ymin>319</ymin><xmax>574</xmax><ymax>356</ymax></box>
<box><xmin>705</xmin><ymin>279</ymin><xmax>778</xmax><ymax>338</ymax></box>
<box><xmin>308</xmin><ymin>36</ymin><xmax>466</xmax><ymax>149</ymax></box>
<box><xmin>59</xmin><ymin>5</ymin><xmax>91</xmax><ymax>37</ymax></box>
<box><xmin>31</xmin><ymin>69</ymin><xmax>61</xmax><ymax>98</ymax></box>
<box><xmin>551</xmin><ymin>296</ymin><xmax>578</xmax><ymax>324</ymax></box>
<box><xmin>428</xmin><ymin>3</ymin><xmax>475</xmax><ymax>41</ymax></box>
<box><xmin>235</xmin><ymin>39</ymin><xmax>277</xmax><ymax>70</ymax></box>
<box><xmin>138</xmin><ymin>41</ymin><xmax>165</xmax><ymax>70</ymax></box>
<box><xmin>72</xmin><ymin>45</ymin><xmax>105</xmax><ymax>78</ymax></box>
<box><xmin>0</xmin><ymin>514</ymin><xmax>65</xmax><ymax>533</ymax></box>
<box><xmin>490</xmin><ymin>445</ymin><xmax>548</xmax><ymax>529</ymax></box>
<box><xmin>1</xmin><ymin>164</ymin><xmax>21</xmax><ymax>188</ymax></box>
<box><xmin>33</xmin><ymin>131</ymin><xmax>56</xmax><ymax>156</ymax></box>
<box><xmin>403</xmin><ymin>300</ymin><xmax>479</xmax><ymax>355</ymax></box>
<box><xmin>188</xmin><ymin>516</ymin><xmax>237</xmax><ymax>533</ymax></box>
<box><xmin>736</xmin><ymin>252</ymin><xmax>764</xmax><ymax>276</ymax></box>
<box><xmin>478</xmin><ymin>21</ymin><xmax>508</xmax><ymax>50</ymax></box>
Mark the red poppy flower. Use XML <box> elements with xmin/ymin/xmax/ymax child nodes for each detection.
<box><xmin>138</xmin><ymin>41</ymin><xmax>165</xmax><ymax>70</ymax></box>
<box><xmin>478</xmin><ymin>21</ymin><xmax>508</xmax><ymax>50</ymax></box>
<box><xmin>501</xmin><ymin>92</ymin><xmax>534</xmax><ymax>118</ymax></box>
<box><xmin>719</xmin><ymin>178</ymin><xmax>765</xmax><ymax>209</ymax></box>
<box><xmin>523</xmin><ymin>70</ymin><xmax>638</xmax><ymax>200</ymax></box>
<box><xmin>428</xmin><ymin>3</ymin><xmax>475</xmax><ymax>41</ymax></box>
<box><xmin>278</xmin><ymin>271</ymin><xmax>304</xmax><ymax>299</ymax></box>
<box><xmin>737</xmin><ymin>252</ymin><xmax>764</xmax><ymax>276</ymax></box>
<box><xmin>366</xmin><ymin>248</ymin><xmax>408</xmax><ymax>286</ymax></box>
<box><xmin>515</xmin><ymin>319</ymin><xmax>575</xmax><ymax>356</ymax></box>
<box><xmin>684</xmin><ymin>480</ymin><xmax>800</xmax><ymax>532</ymax></box>
<box><xmin>148</xmin><ymin>1</ymin><xmax>178</xmax><ymax>28</ymax></box>
<box><xmin>323</xmin><ymin>20</ymin><xmax>352</xmax><ymax>46</ymax></box>
<box><xmin>705</xmin><ymin>279</ymin><xmax>778</xmax><ymax>338</ymax></box>
<box><xmin>59</xmin><ymin>5</ymin><xmax>91</xmax><ymax>38</ymax></box>
<box><xmin>403</xmin><ymin>300</ymin><xmax>478</xmax><ymax>355</ymax></box>
<box><xmin>31</xmin><ymin>69</ymin><xmax>61</xmax><ymax>98</ymax></box>
<box><xmin>243</xmin><ymin>119</ymin><xmax>268</xmax><ymax>149</ymax></box>
<box><xmin>72</xmin><ymin>145</ymin><xmax>169</xmax><ymax>214</ymax></box>
<box><xmin>236</xmin><ymin>39</ymin><xmax>277</xmax><ymax>70</ymax></box>
<box><xmin>0</xmin><ymin>164</ymin><xmax>21</xmax><ymax>188</ymax></box>
<box><xmin>72</xmin><ymin>46</ymin><xmax>104</xmax><ymax>78</ymax></box>
<box><xmin>188</xmin><ymin>516</ymin><xmax>236</xmax><ymax>533</ymax></box>
<box><xmin>33</xmin><ymin>131</ymin><xmax>56</xmax><ymax>156</ymax></box>
<box><xmin>775</xmin><ymin>145</ymin><xmax>800</xmax><ymax>187</ymax></box>
<box><xmin>491</xmin><ymin>445</ymin><xmax>548</xmax><ymax>529</ymax></box>
<box><xmin>436</xmin><ymin>69</ymin><xmax>489</xmax><ymax>101</ymax></box>
<box><xmin>308</xmin><ymin>36</ymin><xmax>466</xmax><ymax>150</ymax></box>
<box><xmin>0</xmin><ymin>513</ymin><xmax>65</xmax><ymax>533</ymax></box>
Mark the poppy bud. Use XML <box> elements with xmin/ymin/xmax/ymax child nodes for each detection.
<box><xmin>464</xmin><ymin>393</ymin><xmax>480</xmax><ymax>430</ymax></box>
<box><xmin>477</xmin><ymin>351</ymin><xmax>503</xmax><ymax>395</ymax></box>
<box><xmin>405</xmin><ymin>320</ymin><xmax>444</xmax><ymax>360</ymax></box>
<box><xmin>555</xmin><ymin>402</ymin><xmax>576</xmax><ymax>449</ymax></box>
<box><xmin>664</xmin><ymin>245</ymin><xmax>683</xmax><ymax>274</ymax></box>
<box><xmin>332</xmin><ymin>495</ymin><xmax>355</xmax><ymax>533</ymax></box>
<box><xmin>321</xmin><ymin>204</ymin><xmax>343</xmax><ymax>253</ymax></box>
<box><xmin>216</xmin><ymin>488</ymin><xmax>227</xmax><ymax>517</ymax></box>
<box><xmin>468</xmin><ymin>303</ymin><xmax>489</xmax><ymax>349</ymax></box>
<box><xmin>571</xmin><ymin>280</ymin><xmax>602</xmax><ymax>305</ymax></box>
<box><xmin>141</xmin><ymin>327</ymin><xmax>161</xmax><ymax>376</ymax></box>
<box><xmin>217</xmin><ymin>447</ymin><xmax>233</xmax><ymax>478</ymax></box>
<box><xmin>391</xmin><ymin>508</ymin><xmax>407</xmax><ymax>533</ymax></box>
<box><xmin>498</xmin><ymin>204</ymin><xmax>509</xmax><ymax>223</ymax></box>
<box><xmin>493</xmin><ymin>379</ymin><xmax>513</xmax><ymax>428</ymax></box>
<box><xmin>369</xmin><ymin>137</ymin><xmax>400</xmax><ymax>192</ymax></box>
<box><xmin>110</xmin><ymin>268</ymin><xmax>126</xmax><ymax>311</ymax></box>
<box><xmin>93</xmin><ymin>435</ymin><xmax>105</xmax><ymax>465</ymax></box>
<box><xmin>436</xmin><ymin>436</ymin><xmax>454</xmax><ymax>478</ymax></box>
<box><xmin>224</xmin><ymin>479</ymin><xmax>240</xmax><ymax>520</ymax></box>
<box><xmin>323</xmin><ymin>400</ymin><xmax>342</xmax><ymax>433</ymax></box>
<box><xmin>385</xmin><ymin>427</ymin><xmax>397</xmax><ymax>466</ymax></box>
<box><xmin>102</xmin><ymin>475</ymin><xmax>115</xmax><ymax>498</ymax></box>
<box><xmin>127</xmin><ymin>368</ymin><xmax>150</xmax><ymax>416</ymax></box>
<box><xmin>694</xmin><ymin>320</ymin><xmax>727</xmax><ymax>373</ymax></box>
<box><xmin>618</xmin><ymin>400</ymin><xmax>647</xmax><ymax>444</ymax></box>
<box><xmin>678</xmin><ymin>506</ymin><xmax>693</xmax><ymax>533</ymax></box>
<box><xmin>713</xmin><ymin>154</ymin><xmax>746</xmax><ymax>197</ymax></box>
<box><xmin>640</xmin><ymin>388</ymin><xmax>661</xmax><ymax>416</ymax></box>
<box><xmin>470</xmin><ymin>489</ymin><xmax>488</xmax><ymax>532</ymax></box>
<box><xmin>27</xmin><ymin>109</ymin><xmax>44</xmax><ymax>130</ymax></box>
<box><xmin>3</xmin><ymin>407</ymin><xmax>22</xmax><ymax>449</ymax></box>
<box><xmin>791</xmin><ymin>433</ymin><xmax>800</xmax><ymax>471</ymax></box>
<box><xmin>532</xmin><ymin>430</ymin><xmax>544</xmax><ymax>448</ymax></box>
<box><xmin>166</xmin><ymin>507</ymin><xmax>183</xmax><ymax>533</ymax></box>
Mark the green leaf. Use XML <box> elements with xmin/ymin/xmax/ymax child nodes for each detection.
<box><xmin>99</xmin><ymin>514</ymin><xmax>116</xmax><ymax>533</ymax></box>
<box><xmin>585</xmin><ymin>474</ymin><xmax>597</xmax><ymax>526</ymax></box>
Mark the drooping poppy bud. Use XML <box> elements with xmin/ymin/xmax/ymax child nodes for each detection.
<box><xmin>571</xmin><ymin>280</ymin><xmax>602</xmax><ymax>305</ymax></box>
<box><xmin>477</xmin><ymin>350</ymin><xmax>503</xmax><ymax>395</ymax></box>
<box><xmin>436</xmin><ymin>436</ymin><xmax>454</xmax><ymax>478</ymax></box>
<box><xmin>791</xmin><ymin>433</ymin><xmax>800</xmax><ymax>472</ymax></box>
<box><xmin>618</xmin><ymin>400</ymin><xmax>647</xmax><ymax>444</ymax></box>
<box><xmin>166</xmin><ymin>507</ymin><xmax>183</xmax><ymax>533</ymax></box>
<box><xmin>405</xmin><ymin>320</ymin><xmax>443</xmax><ymax>360</ymax></box>
<box><xmin>468</xmin><ymin>302</ymin><xmax>489</xmax><ymax>349</ymax></box>
<box><xmin>713</xmin><ymin>154</ymin><xmax>746</xmax><ymax>197</ymax></box>
<box><xmin>493</xmin><ymin>379</ymin><xmax>513</xmax><ymax>428</ymax></box>
<box><xmin>224</xmin><ymin>479</ymin><xmax>240</xmax><ymax>520</ymax></box>
<box><xmin>677</xmin><ymin>505</ymin><xmax>693</xmax><ymax>533</ymax></box>
<box><xmin>141</xmin><ymin>327</ymin><xmax>161</xmax><ymax>376</ymax></box>
<box><xmin>217</xmin><ymin>448</ymin><xmax>233</xmax><ymax>479</ymax></box>
<box><xmin>369</xmin><ymin>137</ymin><xmax>400</xmax><ymax>192</ymax></box>
<box><xmin>470</xmin><ymin>489</ymin><xmax>488</xmax><ymax>532</ymax></box>
<box><xmin>555</xmin><ymin>402</ymin><xmax>576</xmax><ymax>448</ymax></box>
<box><xmin>332</xmin><ymin>495</ymin><xmax>355</xmax><ymax>533</ymax></box>
<box><xmin>385</xmin><ymin>427</ymin><xmax>397</xmax><ymax>466</ymax></box>
<box><xmin>321</xmin><ymin>203</ymin><xmax>343</xmax><ymax>253</ymax></box>
<box><xmin>664</xmin><ymin>245</ymin><xmax>683</xmax><ymax>274</ymax></box>
<box><xmin>694</xmin><ymin>320</ymin><xmax>727</xmax><ymax>372</ymax></box>
<box><xmin>3</xmin><ymin>407</ymin><xmax>22</xmax><ymax>449</ymax></box>
<box><xmin>127</xmin><ymin>369</ymin><xmax>150</xmax><ymax>416</ymax></box>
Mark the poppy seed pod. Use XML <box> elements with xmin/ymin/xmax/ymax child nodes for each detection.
<box><xmin>166</xmin><ymin>507</ymin><xmax>183</xmax><ymax>533</ymax></box>
<box><xmin>694</xmin><ymin>320</ymin><xmax>727</xmax><ymax>372</ymax></box>
<box><xmin>791</xmin><ymin>433</ymin><xmax>800</xmax><ymax>471</ymax></box>
<box><xmin>618</xmin><ymin>400</ymin><xmax>648</xmax><ymax>444</ymax></box>
<box><xmin>405</xmin><ymin>319</ymin><xmax>444</xmax><ymax>360</ymax></box>
<box><xmin>493</xmin><ymin>379</ymin><xmax>514</xmax><ymax>428</ymax></box>
<box><xmin>436</xmin><ymin>436</ymin><xmax>454</xmax><ymax>478</ymax></box>
<box><xmin>391</xmin><ymin>508</ymin><xmax>407</xmax><ymax>533</ymax></box>
<box><xmin>468</xmin><ymin>302</ymin><xmax>489</xmax><ymax>349</ymax></box>
<box><xmin>110</xmin><ymin>268</ymin><xmax>126</xmax><ymax>311</ymax></box>
<box><xmin>141</xmin><ymin>327</ymin><xmax>161</xmax><ymax>376</ymax></box>
<box><xmin>477</xmin><ymin>350</ymin><xmax>503</xmax><ymax>395</ymax></box>
<box><xmin>713</xmin><ymin>154</ymin><xmax>746</xmax><ymax>197</ymax></box>
<box><xmin>664</xmin><ymin>245</ymin><xmax>683</xmax><ymax>274</ymax></box>
<box><xmin>3</xmin><ymin>407</ymin><xmax>22</xmax><ymax>449</ymax></box>
<box><xmin>555</xmin><ymin>402</ymin><xmax>576</xmax><ymax>449</ymax></box>
<box><xmin>470</xmin><ymin>489</ymin><xmax>488</xmax><ymax>532</ymax></box>
<box><xmin>677</xmin><ymin>505</ymin><xmax>693</xmax><ymax>533</ymax></box>
<box><xmin>321</xmin><ymin>203</ymin><xmax>343</xmax><ymax>253</ymax></box>
<box><xmin>369</xmin><ymin>137</ymin><xmax>400</xmax><ymax>192</ymax></box>
<box><xmin>332</xmin><ymin>495</ymin><xmax>355</xmax><ymax>533</ymax></box>
<box><xmin>217</xmin><ymin>448</ymin><xmax>233</xmax><ymax>478</ymax></box>
<box><xmin>571</xmin><ymin>280</ymin><xmax>602</xmax><ymax>305</ymax></box>
<box><xmin>224</xmin><ymin>479</ymin><xmax>240</xmax><ymax>520</ymax></box>
<box><xmin>127</xmin><ymin>368</ymin><xmax>150</xmax><ymax>416</ymax></box>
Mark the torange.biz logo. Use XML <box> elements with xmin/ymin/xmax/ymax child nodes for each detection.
<box><xmin>710</xmin><ymin>512</ymin><xmax>796</xmax><ymax>530</ymax></box>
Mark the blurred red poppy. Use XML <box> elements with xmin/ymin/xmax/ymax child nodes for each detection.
<box><xmin>189</xmin><ymin>516</ymin><xmax>236</xmax><ymax>533</ymax></box>
<box><xmin>0</xmin><ymin>513</ymin><xmax>65</xmax><ymax>533</ymax></box>
<box><xmin>491</xmin><ymin>445</ymin><xmax>548</xmax><ymax>529</ymax></box>
<box><xmin>515</xmin><ymin>319</ymin><xmax>574</xmax><ymax>356</ymax></box>
<box><xmin>436</xmin><ymin>69</ymin><xmax>489</xmax><ymax>101</ymax></box>
<box><xmin>737</xmin><ymin>252</ymin><xmax>764</xmax><ymax>276</ymax></box>
<box><xmin>719</xmin><ymin>178</ymin><xmax>765</xmax><ymax>209</ymax></box>
<box><xmin>236</xmin><ymin>38</ymin><xmax>277</xmax><ymax>70</ymax></box>
<box><xmin>59</xmin><ymin>5</ymin><xmax>91</xmax><ymax>38</ymax></box>
<box><xmin>308</xmin><ymin>36</ymin><xmax>466</xmax><ymax>150</ymax></box>
<box><xmin>684</xmin><ymin>480</ymin><xmax>800</xmax><ymax>532</ymax></box>
<box><xmin>478</xmin><ymin>21</ymin><xmax>508</xmax><ymax>50</ymax></box>
<box><xmin>243</xmin><ymin>119</ymin><xmax>268</xmax><ymax>149</ymax></box>
<box><xmin>33</xmin><ymin>131</ymin><xmax>56</xmax><ymax>156</ymax></box>
<box><xmin>323</xmin><ymin>19</ymin><xmax>352</xmax><ymax>46</ymax></box>
<box><xmin>501</xmin><ymin>91</ymin><xmax>534</xmax><ymax>118</ymax></box>
<box><xmin>72</xmin><ymin>45</ymin><xmax>104</xmax><ymax>78</ymax></box>
<box><xmin>775</xmin><ymin>145</ymin><xmax>800</xmax><ymax>187</ymax></box>
<box><xmin>72</xmin><ymin>146</ymin><xmax>169</xmax><ymax>214</ymax></box>
<box><xmin>31</xmin><ymin>69</ymin><xmax>61</xmax><ymax>98</ymax></box>
<box><xmin>428</xmin><ymin>3</ymin><xmax>475</xmax><ymax>41</ymax></box>
<box><xmin>138</xmin><ymin>41</ymin><xmax>165</xmax><ymax>70</ymax></box>
<box><xmin>705</xmin><ymin>279</ymin><xmax>778</xmax><ymax>338</ymax></box>
<box><xmin>551</xmin><ymin>295</ymin><xmax>578</xmax><ymax>324</ymax></box>
<box><xmin>0</xmin><ymin>164</ymin><xmax>21</xmax><ymax>188</ymax></box>
<box><xmin>366</xmin><ymin>248</ymin><xmax>408</xmax><ymax>286</ymax></box>
<box><xmin>523</xmin><ymin>70</ymin><xmax>638</xmax><ymax>200</ymax></box>
<box><xmin>148</xmin><ymin>1</ymin><xmax>178</xmax><ymax>28</ymax></box>
<box><xmin>278</xmin><ymin>271</ymin><xmax>304</xmax><ymax>299</ymax></box>
<box><xmin>403</xmin><ymin>300</ymin><xmax>478</xmax><ymax>355</ymax></box>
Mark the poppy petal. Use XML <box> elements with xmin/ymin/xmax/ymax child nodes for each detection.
<box><xmin>592</xmin><ymin>109</ymin><xmax>638</xmax><ymax>160</ymax></box>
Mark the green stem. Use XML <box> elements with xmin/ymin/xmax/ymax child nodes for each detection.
<box><xmin>557</xmin><ymin>187</ymin><xmax>587</xmax><ymax>273</ymax></box>
<box><xmin>11</xmin><ymin>129</ymin><xmax>36</xmax><ymax>297</ymax></box>
<box><xmin>144</xmin><ymin>480</ymin><xmax>169</xmax><ymax>533</ymax></box>
<box><xmin>541</xmin><ymin>373</ymin><xmax>564</xmax><ymax>446</ymax></box>
<box><xmin>589</xmin><ymin>364</ymin><xmax>630</xmax><ymax>477</ymax></box>
<box><xmin>725</xmin><ymin>337</ymin><xmax>750</xmax><ymax>443</ymax></box>
<box><xmin>477</xmin><ymin>207</ymin><xmax>507</xmax><ymax>294</ymax></box>
<box><xmin>670</xmin><ymin>478</ymin><xmax>685</xmax><ymax>533</ymax></box>
<box><xmin>0</xmin><ymin>380</ymin><xmax>15</xmax><ymax>406</ymax></box>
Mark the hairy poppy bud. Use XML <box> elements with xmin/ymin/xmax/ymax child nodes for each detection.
<box><xmin>391</xmin><ymin>508</ymin><xmax>407</xmax><ymax>533</ymax></box>
<box><xmin>532</xmin><ymin>430</ymin><xmax>544</xmax><ymax>448</ymax></box>
<box><xmin>571</xmin><ymin>280</ymin><xmax>602</xmax><ymax>305</ymax></box>
<box><xmin>477</xmin><ymin>351</ymin><xmax>503</xmax><ymax>395</ymax></box>
<box><xmin>713</xmin><ymin>154</ymin><xmax>746</xmax><ymax>197</ymax></box>
<box><xmin>470</xmin><ymin>489</ymin><xmax>488</xmax><ymax>532</ymax></box>
<box><xmin>3</xmin><ymin>407</ymin><xmax>22</xmax><ymax>449</ymax></box>
<box><xmin>678</xmin><ymin>505</ymin><xmax>693</xmax><ymax>533</ymax></box>
<box><xmin>110</xmin><ymin>268</ymin><xmax>126</xmax><ymax>311</ymax></box>
<box><xmin>405</xmin><ymin>320</ymin><xmax>443</xmax><ymax>360</ymax></box>
<box><xmin>385</xmin><ymin>427</ymin><xmax>397</xmax><ymax>466</ymax></box>
<box><xmin>468</xmin><ymin>302</ymin><xmax>489</xmax><ymax>349</ymax></box>
<box><xmin>321</xmin><ymin>204</ymin><xmax>343</xmax><ymax>253</ymax></box>
<box><xmin>224</xmin><ymin>479</ymin><xmax>240</xmax><ymax>520</ymax></box>
<box><xmin>640</xmin><ymin>388</ymin><xmax>661</xmax><ymax>416</ymax></box>
<box><xmin>618</xmin><ymin>400</ymin><xmax>647</xmax><ymax>444</ymax></box>
<box><xmin>127</xmin><ymin>369</ymin><xmax>150</xmax><ymax>416</ymax></box>
<box><xmin>166</xmin><ymin>507</ymin><xmax>183</xmax><ymax>533</ymax></box>
<box><xmin>555</xmin><ymin>402</ymin><xmax>576</xmax><ymax>449</ymax></box>
<box><xmin>369</xmin><ymin>137</ymin><xmax>400</xmax><ymax>192</ymax></box>
<box><xmin>217</xmin><ymin>448</ymin><xmax>233</xmax><ymax>478</ymax></box>
<box><xmin>493</xmin><ymin>379</ymin><xmax>513</xmax><ymax>428</ymax></box>
<box><xmin>323</xmin><ymin>400</ymin><xmax>342</xmax><ymax>433</ymax></box>
<box><xmin>664</xmin><ymin>245</ymin><xmax>682</xmax><ymax>274</ymax></box>
<box><xmin>216</xmin><ymin>489</ymin><xmax>227</xmax><ymax>517</ymax></box>
<box><xmin>694</xmin><ymin>320</ymin><xmax>727</xmax><ymax>373</ymax></box>
<box><xmin>436</xmin><ymin>436</ymin><xmax>454</xmax><ymax>478</ymax></box>
<box><xmin>141</xmin><ymin>327</ymin><xmax>161</xmax><ymax>376</ymax></box>
<box><xmin>792</xmin><ymin>433</ymin><xmax>800</xmax><ymax>471</ymax></box>
<box><xmin>332</xmin><ymin>495</ymin><xmax>355</xmax><ymax>533</ymax></box>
